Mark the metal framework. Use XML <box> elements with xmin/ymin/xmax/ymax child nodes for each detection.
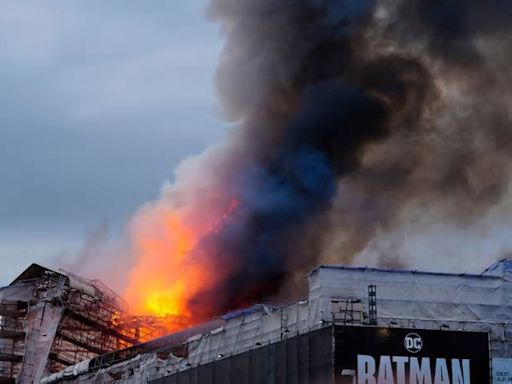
<box><xmin>0</xmin><ymin>264</ymin><xmax>184</xmax><ymax>383</ymax></box>
<box><xmin>368</xmin><ymin>284</ymin><xmax>377</xmax><ymax>326</ymax></box>
<box><xmin>47</xmin><ymin>270</ymin><xmax>171</xmax><ymax>373</ymax></box>
<box><xmin>329</xmin><ymin>298</ymin><xmax>364</xmax><ymax>325</ymax></box>
<box><xmin>0</xmin><ymin>301</ymin><xmax>27</xmax><ymax>383</ymax></box>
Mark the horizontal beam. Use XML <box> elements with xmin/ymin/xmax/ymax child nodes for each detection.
<box><xmin>58</xmin><ymin>333</ymin><xmax>109</xmax><ymax>356</ymax></box>
<box><xmin>63</xmin><ymin>309</ymin><xmax>138</xmax><ymax>345</ymax></box>
<box><xmin>0</xmin><ymin>353</ymin><xmax>22</xmax><ymax>363</ymax></box>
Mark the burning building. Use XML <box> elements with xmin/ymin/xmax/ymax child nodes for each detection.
<box><xmin>5</xmin><ymin>0</ymin><xmax>512</xmax><ymax>382</ymax></box>
<box><xmin>16</xmin><ymin>259</ymin><xmax>508</xmax><ymax>383</ymax></box>
<box><xmin>0</xmin><ymin>264</ymin><xmax>172</xmax><ymax>383</ymax></box>
<box><xmin>118</xmin><ymin>0</ymin><xmax>512</xmax><ymax>331</ymax></box>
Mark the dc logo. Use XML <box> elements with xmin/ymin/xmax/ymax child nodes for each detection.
<box><xmin>404</xmin><ymin>333</ymin><xmax>423</xmax><ymax>353</ymax></box>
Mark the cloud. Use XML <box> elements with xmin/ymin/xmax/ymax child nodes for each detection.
<box><xmin>0</xmin><ymin>1</ymin><xmax>61</xmax><ymax>61</ymax></box>
<box><xmin>0</xmin><ymin>0</ymin><xmax>225</xmax><ymax>284</ymax></box>
<box><xmin>67</xmin><ymin>43</ymin><xmax>220</xmax><ymax>120</ymax></box>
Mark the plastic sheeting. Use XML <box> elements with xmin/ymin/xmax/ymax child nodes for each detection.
<box><xmin>49</xmin><ymin>260</ymin><xmax>512</xmax><ymax>383</ymax></box>
<box><xmin>308</xmin><ymin>262</ymin><xmax>512</xmax><ymax>357</ymax></box>
<box><xmin>0</xmin><ymin>283</ymin><xmax>37</xmax><ymax>302</ymax></box>
<box><xmin>149</xmin><ymin>327</ymin><xmax>332</xmax><ymax>384</ymax></box>
<box><xmin>19</xmin><ymin>304</ymin><xmax>64</xmax><ymax>384</ymax></box>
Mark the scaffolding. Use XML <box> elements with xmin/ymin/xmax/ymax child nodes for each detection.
<box><xmin>368</xmin><ymin>285</ymin><xmax>377</xmax><ymax>326</ymax></box>
<box><xmin>329</xmin><ymin>298</ymin><xmax>365</xmax><ymax>325</ymax></box>
<box><xmin>0</xmin><ymin>264</ymin><xmax>174</xmax><ymax>383</ymax></box>
<box><xmin>0</xmin><ymin>301</ymin><xmax>27</xmax><ymax>383</ymax></box>
<box><xmin>47</xmin><ymin>279</ymin><xmax>154</xmax><ymax>372</ymax></box>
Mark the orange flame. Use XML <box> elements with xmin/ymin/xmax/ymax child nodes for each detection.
<box><xmin>123</xmin><ymin>199</ymin><xmax>239</xmax><ymax>332</ymax></box>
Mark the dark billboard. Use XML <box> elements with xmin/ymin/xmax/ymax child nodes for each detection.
<box><xmin>150</xmin><ymin>326</ymin><xmax>333</xmax><ymax>384</ymax></box>
<box><xmin>334</xmin><ymin>326</ymin><xmax>490</xmax><ymax>384</ymax></box>
<box><xmin>150</xmin><ymin>325</ymin><xmax>489</xmax><ymax>384</ymax></box>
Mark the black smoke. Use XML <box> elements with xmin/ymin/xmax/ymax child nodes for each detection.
<box><xmin>171</xmin><ymin>0</ymin><xmax>512</xmax><ymax>319</ymax></box>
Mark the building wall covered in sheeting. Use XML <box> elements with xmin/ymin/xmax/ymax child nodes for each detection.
<box><xmin>309</xmin><ymin>262</ymin><xmax>512</xmax><ymax>357</ymax></box>
<box><xmin>149</xmin><ymin>327</ymin><xmax>332</xmax><ymax>384</ymax></box>
<box><xmin>0</xmin><ymin>264</ymin><xmax>162</xmax><ymax>383</ymax></box>
<box><xmin>0</xmin><ymin>270</ymin><xmax>69</xmax><ymax>383</ymax></box>
<box><xmin>43</xmin><ymin>260</ymin><xmax>512</xmax><ymax>383</ymax></box>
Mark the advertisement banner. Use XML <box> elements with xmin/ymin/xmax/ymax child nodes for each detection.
<box><xmin>493</xmin><ymin>358</ymin><xmax>512</xmax><ymax>383</ymax></box>
<box><xmin>334</xmin><ymin>326</ymin><xmax>490</xmax><ymax>384</ymax></box>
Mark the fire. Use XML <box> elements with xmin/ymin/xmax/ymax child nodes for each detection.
<box><xmin>123</xmin><ymin>198</ymin><xmax>239</xmax><ymax>333</ymax></box>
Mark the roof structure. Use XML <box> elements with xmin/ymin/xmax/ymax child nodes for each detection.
<box><xmin>0</xmin><ymin>264</ymin><xmax>167</xmax><ymax>383</ymax></box>
<box><xmin>41</xmin><ymin>259</ymin><xmax>512</xmax><ymax>383</ymax></box>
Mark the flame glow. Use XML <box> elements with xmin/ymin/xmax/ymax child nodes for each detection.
<box><xmin>123</xmin><ymin>198</ymin><xmax>239</xmax><ymax>332</ymax></box>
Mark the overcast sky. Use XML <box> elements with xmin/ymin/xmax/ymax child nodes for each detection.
<box><xmin>0</xmin><ymin>0</ymin><xmax>226</xmax><ymax>284</ymax></box>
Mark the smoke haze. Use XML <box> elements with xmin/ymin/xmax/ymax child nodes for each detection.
<box><xmin>123</xmin><ymin>0</ymin><xmax>512</xmax><ymax>320</ymax></box>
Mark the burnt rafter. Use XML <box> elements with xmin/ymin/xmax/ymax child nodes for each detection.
<box><xmin>62</xmin><ymin>309</ymin><xmax>139</xmax><ymax>345</ymax></box>
<box><xmin>0</xmin><ymin>263</ymin><xmax>168</xmax><ymax>382</ymax></box>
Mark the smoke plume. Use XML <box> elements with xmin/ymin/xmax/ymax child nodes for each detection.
<box><xmin>124</xmin><ymin>0</ymin><xmax>512</xmax><ymax>321</ymax></box>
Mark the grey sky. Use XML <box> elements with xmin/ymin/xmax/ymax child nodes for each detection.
<box><xmin>0</xmin><ymin>0</ymin><xmax>226</xmax><ymax>284</ymax></box>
